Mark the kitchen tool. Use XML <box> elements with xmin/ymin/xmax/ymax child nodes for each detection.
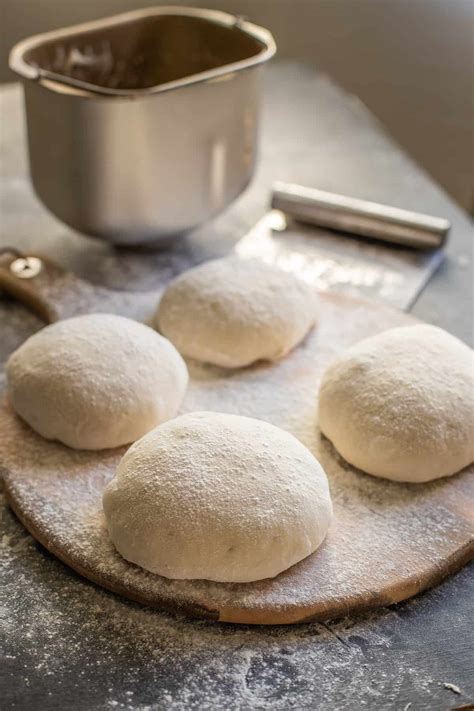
<box><xmin>0</xmin><ymin>249</ymin><xmax>102</xmax><ymax>321</ymax></box>
<box><xmin>9</xmin><ymin>7</ymin><xmax>276</xmax><ymax>244</ymax></box>
<box><xmin>1</xmin><ymin>292</ymin><xmax>472</xmax><ymax>625</ymax></box>
<box><xmin>0</xmin><ymin>246</ymin><xmax>148</xmax><ymax>325</ymax></box>
<box><xmin>272</xmin><ymin>182</ymin><xmax>450</xmax><ymax>249</ymax></box>
<box><xmin>235</xmin><ymin>184</ymin><xmax>447</xmax><ymax>310</ymax></box>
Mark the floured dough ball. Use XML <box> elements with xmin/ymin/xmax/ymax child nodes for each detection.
<box><xmin>6</xmin><ymin>314</ymin><xmax>188</xmax><ymax>450</ymax></box>
<box><xmin>155</xmin><ymin>257</ymin><xmax>318</xmax><ymax>368</ymax></box>
<box><xmin>319</xmin><ymin>324</ymin><xmax>474</xmax><ymax>482</ymax></box>
<box><xmin>103</xmin><ymin>412</ymin><xmax>332</xmax><ymax>582</ymax></box>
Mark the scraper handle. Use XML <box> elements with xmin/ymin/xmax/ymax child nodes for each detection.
<box><xmin>271</xmin><ymin>182</ymin><xmax>450</xmax><ymax>249</ymax></box>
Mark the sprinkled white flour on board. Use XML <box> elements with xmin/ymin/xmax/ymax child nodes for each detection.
<box><xmin>1</xmin><ymin>64</ymin><xmax>473</xmax><ymax>709</ymax></box>
<box><xmin>1</xmin><ymin>293</ymin><xmax>472</xmax><ymax>625</ymax></box>
<box><xmin>1</xmin><ymin>491</ymin><xmax>471</xmax><ymax>710</ymax></box>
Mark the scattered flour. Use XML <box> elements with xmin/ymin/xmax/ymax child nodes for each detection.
<box><xmin>1</xmin><ymin>63</ymin><xmax>472</xmax><ymax>710</ymax></box>
<box><xmin>1</xmin><ymin>497</ymin><xmax>471</xmax><ymax>709</ymax></box>
<box><xmin>0</xmin><ymin>294</ymin><xmax>472</xmax><ymax>626</ymax></box>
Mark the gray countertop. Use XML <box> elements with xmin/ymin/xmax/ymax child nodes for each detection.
<box><xmin>1</xmin><ymin>62</ymin><xmax>473</xmax><ymax>710</ymax></box>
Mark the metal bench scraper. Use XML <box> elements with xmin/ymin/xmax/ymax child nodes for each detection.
<box><xmin>235</xmin><ymin>182</ymin><xmax>449</xmax><ymax>310</ymax></box>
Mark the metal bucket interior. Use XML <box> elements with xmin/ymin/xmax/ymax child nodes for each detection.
<box><xmin>10</xmin><ymin>8</ymin><xmax>275</xmax><ymax>95</ymax></box>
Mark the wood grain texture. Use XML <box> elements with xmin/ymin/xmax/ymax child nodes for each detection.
<box><xmin>1</xmin><ymin>292</ymin><xmax>473</xmax><ymax>625</ymax></box>
<box><xmin>0</xmin><ymin>251</ymin><xmax>125</xmax><ymax>323</ymax></box>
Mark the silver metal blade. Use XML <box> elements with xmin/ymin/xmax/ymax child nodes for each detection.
<box><xmin>234</xmin><ymin>210</ymin><xmax>444</xmax><ymax>311</ymax></box>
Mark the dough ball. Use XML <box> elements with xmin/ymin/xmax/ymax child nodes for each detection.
<box><xmin>318</xmin><ymin>324</ymin><xmax>474</xmax><ymax>482</ymax></box>
<box><xmin>103</xmin><ymin>412</ymin><xmax>332</xmax><ymax>582</ymax></box>
<box><xmin>155</xmin><ymin>258</ymin><xmax>318</xmax><ymax>368</ymax></box>
<box><xmin>7</xmin><ymin>313</ymin><xmax>188</xmax><ymax>450</ymax></box>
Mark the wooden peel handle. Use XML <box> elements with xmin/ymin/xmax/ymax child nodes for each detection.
<box><xmin>0</xmin><ymin>250</ymin><xmax>99</xmax><ymax>323</ymax></box>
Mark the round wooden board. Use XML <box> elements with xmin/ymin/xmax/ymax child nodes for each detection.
<box><xmin>1</xmin><ymin>292</ymin><xmax>473</xmax><ymax>625</ymax></box>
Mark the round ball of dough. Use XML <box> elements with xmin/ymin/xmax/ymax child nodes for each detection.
<box><xmin>155</xmin><ymin>258</ymin><xmax>318</xmax><ymax>368</ymax></box>
<box><xmin>103</xmin><ymin>412</ymin><xmax>332</xmax><ymax>582</ymax></box>
<box><xmin>318</xmin><ymin>324</ymin><xmax>474</xmax><ymax>482</ymax></box>
<box><xmin>7</xmin><ymin>313</ymin><xmax>188</xmax><ymax>451</ymax></box>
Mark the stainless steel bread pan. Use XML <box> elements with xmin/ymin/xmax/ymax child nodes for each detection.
<box><xmin>10</xmin><ymin>7</ymin><xmax>276</xmax><ymax>244</ymax></box>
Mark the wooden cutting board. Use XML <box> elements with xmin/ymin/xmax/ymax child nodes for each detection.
<box><xmin>1</xmin><ymin>292</ymin><xmax>473</xmax><ymax>625</ymax></box>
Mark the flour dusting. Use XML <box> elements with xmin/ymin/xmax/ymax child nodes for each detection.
<box><xmin>1</xmin><ymin>495</ymin><xmax>471</xmax><ymax>709</ymax></box>
<box><xmin>1</xmin><ymin>293</ymin><xmax>472</xmax><ymax>624</ymax></box>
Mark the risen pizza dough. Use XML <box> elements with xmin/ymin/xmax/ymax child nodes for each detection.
<box><xmin>318</xmin><ymin>324</ymin><xmax>474</xmax><ymax>482</ymax></box>
<box><xmin>155</xmin><ymin>258</ymin><xmax>318</xmax><ymax>368</ymax></box>
<box><xmin>6</xmin><ymin>313</ymin><xmax>188</xmax><ymax>450</ymax></box>
<box><xmin>103</xmin><ymin>412</ymin><xmax>333</xmax><ymax>582</ymax></box>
